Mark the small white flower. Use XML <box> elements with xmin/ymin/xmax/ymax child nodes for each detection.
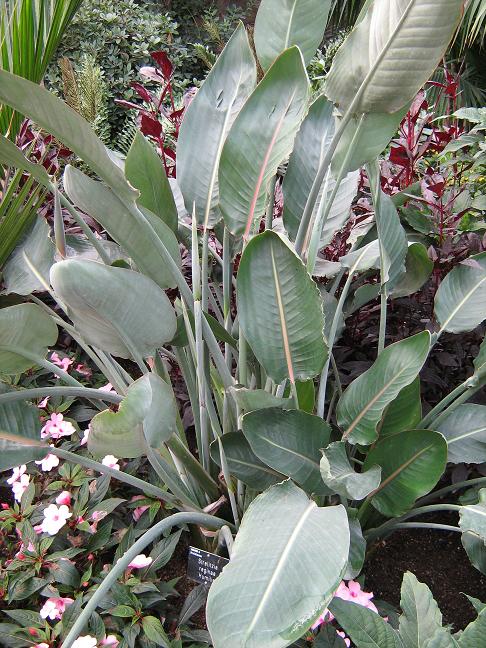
<box><xmin>102</xmin><ymin>455</ymin><xmax>120</xmax><ymax>470</ymax></box>
<box><xmin>128</xmin><ymin>553</ymin><xmax>153</xmax><ymax>569</ymax></box>
<box><xmin>12</xmin><ymin>474</ymin><xmax>30</xmax><ymax>502</ymax></box>
<box><xmin>80</xmin><ymin>427</ymin><xmax>90</xmax><ymax>446</ymax></box>
<box><xmin>40</xmin><ymin>504</ymin><xmax>72</xmax><ymax>535</ymax></box>
<box><xmin>7</xmin><ymin>464</ymin><xmax>26</xmax><ymax>485</ymax></box>
<box><xmin>35</xmin><ymin>451</ymin><xmax>60</xmax><ymax>472</ymax></box>
<box><xmin>71</xmin><ymin>636</ymin><xmax>98</xmax><ymax>648</ymax></box>
<box><xmin>39</xmin><ymin>596</ymin><xmax>73</xmax><ymax>620</ymax></box>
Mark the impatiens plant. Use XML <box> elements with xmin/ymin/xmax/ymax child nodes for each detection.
<box><xmin>2</xmin><ymin>0</ymin><xmax>486</xmax><ymax>646</ymax></box>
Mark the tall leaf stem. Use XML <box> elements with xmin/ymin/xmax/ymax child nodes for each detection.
<box><xmin>365</xmin><ymin>503</ymin><xmax>462</xmax><ymax>541</ymax></box>
<box><xmin>0</xmin><ymin>386</ymin><xmax>122</xmax><ymax>406</ymax></box>
<box><xmin>417</xmin><ymin>476</ymin><xmax>486</xmax><ymax>507</ymax></box>
<box><xmin>419</xmin><ymin>379</ymin><xmax>472</xmax><ymax>428</ymax></box>
<box><xmin>58</xmin><ymin>193</ymin><xmax>111</xmax><ymax>265</ymax></box>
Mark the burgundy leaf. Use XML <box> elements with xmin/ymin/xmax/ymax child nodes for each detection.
<box><xmin>150</xmin><ymin>51</ymin><xmax>173</xmax><ymax>80</ymax></box>
<box><xmin>140</xmin><ymin>114</ymin><xmax>163</xmax><ymax>138</ymax></box>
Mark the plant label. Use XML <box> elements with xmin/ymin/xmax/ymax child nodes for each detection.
<box><xmin>187</xmin><ymin>546</ymin><xmax>229</xmax><ymax>585</ymax></box>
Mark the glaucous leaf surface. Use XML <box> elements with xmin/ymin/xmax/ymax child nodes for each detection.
<box><xmin>177</xmin><ymin>23</ymin><xmax>256</xmax><ymax>229</ymax></box>
<box><xmin>434</xmin><ymin>253</ymin><xmax>486</xmax><ymax>335</ymax></box>
<box><xmin>229</xmin><ymin>386</ymin><xmax>294</xmax><ymax>412</ymax></box>
<box><xmin>345</xmin><ymin>514</ymin><xmax>366</xmax><ymax>580</ymax></box>
<box><xmin>220</xmin><ymin>47</ymin><xmax>309</xmax><ymax>238</ymax></box>
<box><xmin>0</xmin><ymin>304</ymin><xmax>58</xmax><ymax>375</ymax></box>
<box><xmin>373</xmin><ymin>189</ymin><xmax>408</xmax><ymax>288</ymax></box>
<box><xmin>254</xmin><ymin>0</ymin><xmax>331</xmax><ymax>70</ymax></box>
<box><xmin>64</xmin><ymin>165</ymin><xmax>181</xmax><ymax>290</ymax></box>
<box><xmin>0</xmin><ymin>384</ymin><xmax>47</xmax><ymax>470</ymax></box>
<box><xmin>324</xmin><ymin>0</ymin><xmax>464</xmax><ymax>114</ymax></box>
<box><xmin>210</xmin><ymin>433</ymin><xmax>284</xmax><ymax>490</ymax></box>
<box><xmin>391</xmin><ymin>243</ymin><xmax>433</xmax><ymax>299</ymax></box>
<box><xmin>89</xmin><ymin>374</ymin><xmax>177</xmax><ymax>458</ymax></box>
<box><xmin>0</xmin><ymin>69</ymin><xmax>137</xmax><ymax>203</ymax></box>
<box><xmin>237</xmin><ymin>231</ymin><xmax>327</xmax><ymax>383</ymax></box>
<box><xmin>242</xmin><ymin>408</ymin><xmax>331</xmax><ymax>494</ymax></box>
<box><xmin>399</xmin><ymin>572</ymin><xmax>444</xmax><ymax>648</ymax></box>
<box><xmin>125</xmin><ymin>131</ymin><xmax>177</xmax><ymax>231</ymax></box>
<box><xmin>206</xmin><ymin>481</ymin><xmax>349</xmax><ymax>648</ymax></box>
<box><xmin>436</xmin><ymin>404</ymin><xmax>486</xmax><ymax>464</ymax></box>
<box><xmin>337</xmin><ymin>332</ymin><xmax>430</xmax><ymax>445</ymax></box>
<box><xmin>462</xmin><ymin>531</ymin><xmax>486</xmax><ymax>576</ymax></box>
<box><xmin>320</xmin><ymin>441</ymin><xmax>381</xmax><ymax>501</ymax></box>
<box><xmin>457</xmin><ymin>609</ymin><xmax>486</xmax><ymax>648</ymax></box>
<box><xmin>363</xmin><ymin>430</ymin><xmax>447</xmax><ymax>517</ymax></box>
<box><xmin>329</xmin><ymin>598</ymin><xmax>402</xmax><ymax>648</ymax></box>
<box><xmin>459</xmin><ymin>489</ymin><xmax>486</xmax><ymax>541</ymax></box>
<box><xmin>50</xmin><ymin>259</ymin><xmax>176</xmax><ymax>359</ymax></box>
<box><xmin>379</xmin><ymin>379</ymin><xmax>422</xmax><ymax>438</ymax></box>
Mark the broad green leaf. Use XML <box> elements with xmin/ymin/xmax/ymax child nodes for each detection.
<box><xmin>341</xmin><ymin>240</ymin><xmax>381</xmax><ymax>274</ymax></box>
<box><xmin>374</xmin><ymin>189</ymin><xmax>407</xmax><ymax>288</ymax></box>
<box><xmin>399</xmin><ymin>572</ymin><xmax>444</xmax><ymax>648</ymax></box>
<box><xmin>363</xmin><ymin>429</ymin><xmax>447</xmax><ymax>517</ymax></box>
<box><xmin>0</xmin><ymin>303</ymin><xmax>58</xmax><ymax>375</ymax></box>
<box><xmin>209</xmin><ymin>433</ymin><xmax>284</xmax><ymax>490</ymax></box>
<box><xmin>320</xmin><ymin>441</ymin><xmax>381</xmax><ymax>500</ymax></box>
<box><xmin>462</xmin><ymin>532</ymin><xmax>486</xmax><ymax>576</ymax></box>
<box><xmin>237</xmin><ymin>231</ymin><xmax>327</xmax><ymax>383</ymax></box>
<box><xmin>345</xmin><ymin>513</ymin><xmax>366</xmax><ymax>580</ymax></box>
<box><xmin>391</xmin><ymin>243</ymin><xmax>433</xmax><ymax>299</ymax></box>
<box><xmin>314</xmin><ymin>626</ymin><xmax>347</xmax><ymax>647</ymax></box>
<box><xmin>89</xmin><ymin>374</ymin><xmax>177</xmax><ymax>458</ymax></box>
<box><xmin>329</xmin><ymin>598</ymin><xmax>401</xmax><ymax>648</ymax></box>
<box><xmin>337</xmin><ymin>332</ymin><xmax>430</xmax><ymax>445</ymax></box>
<box><xmin>379</xmin><ymin>379</ymin><xmax>422</xmax><ymax>438</ymax></box>
<box><xmin>3</xmin><ymin>217</ymin><xmax>55</xmax><ymax>295</ymax></box>
<box><xmin>64</xmin><ymin>165</ymin><xmax>181</xmax><ymax>290</ymax></box>
<box><xmin>457</xmin><ymin>608</ymin><xmax>486</xmax><ymax>648</ymax></box>
<box><xmin>141</xmin><ymin>615</ymin><xmax>171</xmax><ymax>646</ymax></box>
<box><xmin>436</xmin><ymin>404</ymin><xmax>486</xmax><ymax>464</ymax></box>
<box><xmin>177</xmin><ymin>23</ymin><xmax>256</xmax><ymax>229</ymax></box>
<box><xmin>220</xmin><ymin>47</ymin><xmax>309</xmax><ymax>238</ymax></box>
<box><xmin>254</xmin><ymin>0</ymin><xmax>331</xmax><ymax>70</ymax></box>
<box><xmin>0</xmin><ymin>384</ymin><xmax>47</xmax><ymax>470</ymax></box>
<box><xmin>207</xmin><ymin>481</ymin><xmax>349</xmax><ymax>648</ymax></box>
<box><xmin>242</xmin><ymin>408</ymin><xmax>331</xmax><ymax>494</ymax></box>
<box><xmin>434</xmin><ymin>253</ymin><xmax>486</xmax><ymax>335</ymax></box>
<box><xmin>125</xmin><ymin>131</ymin><xmax>177</xmax><ymax>231</ymax></box>
<box><xmin>229</xmin><ymin>386</ymin><xmax>293</xmax><ymax>412</ymax></box>
<box><xmin>459</xmin><ymin>489</ymin><xmax>486</xmax><ymax>541</ymax></box>
<box><xmin>0</xmin><ymin>69</ymin><xmax>137</xmax><ymax>203</ymax></box>
<box><xmin>50</xmin><ymin>259</ymin><xmax>176</xmax><ymax>359</ymax></box>
<box><xmin>423</xmin><ymin>629</ymin><xmax>458</xmax><ymax>648</ymax></box>
<box><xmin>324</xmin><ymin>0</ymin><xmax>464</xmax><ymax>114</ymax></box>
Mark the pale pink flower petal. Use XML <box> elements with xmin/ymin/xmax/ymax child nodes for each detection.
<box><xmin>128</xmin><ymin>554</ymin><xmax>152</xmax><ymax>569</ymax></box>
<box><xmin>71</xmin><ymin>636</ymin><xmax>98</xmax><ymax>648</ymax></box>
<box><xmin>131</xmin><ymin>495</ymin><xmax>149</xmax><ymax>521</ymax></box>
<box><xmin>34</xmin><ymin>644</ymin><xmax>50</xmax><ymax>648</ymax></box>
<box><xmin>35</xmin><ymin>452</ymin><xmax>60</xmax><ymax>472</ymax></box>
<box><xmin>41</xmin><ymin>412</ymin><xmax>75</xmax><ymax>440</ymax></box>
<box><xmin>38</xmin><ymin>396</ymin><xmax>50</xmax><ymax>409</ymax></box>
<box><xmin>101</xmin><ymin>636</ymin><xmax>119</xmax><ymax>647</ymax></box>
<box><xmin>50</xmin><ymin>352</ymin><xmax>73</xmax><ymax>372</ymax></box>
<box><xmin>39</xmin><ymin>596</ymin><xmax>73</xmax><ymax>620</ymax></box>
<box><xmin>40</xmin><ymin>504</ymin><xmax>72</xmax><ymax>535</ymax></box>
<box><xmin>102</xmin><ymin>455</ymin><xmax>120</xmax><ymax>470</ymax></box>
<box><xmin>7</xmin><ymin>464</ymin><xmax>26</xmax><ymax>485</ymax></box>
<box><xmin>337</xmin><ymin>631</ymin><xmax>351</xmax><ymax>647</ymax></box>
<box><xmin>56</xmin><ymin>491</ymin><xmax>72</xmax><ymax>506</ymax></box>
<box><xmin>12</xmin><ymin>474</ymin><xmax>30</xmax><ymax>502</ymax></box>
<box><xmin>75</xmin><ymin>363</ymin><xmax>92</xmax><ymax>378</ymax></box>
<box><xmin>99</xmin><ymin>382</ymin><xmax>115</xmax><ymax>393</ymax></box>
<box><xmin>80</xmin><ymin>426</ymin><xmax>90</xmax><ymax>446</ymax></box>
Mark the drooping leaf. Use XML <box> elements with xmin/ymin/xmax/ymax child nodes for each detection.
<box><xmin>242</xmin><ymin>408</ymin><xmax>331</xmax><ymax>494</ymax></box>
<box><xmin>0</xmin><ymin>384</ymin><xmax>47</xmax><ymax>470</ymax></box>
<box><xmin>462</xmin><ymin>531</ymin><xmax>486</xmax><ymax>576</ymax></box>
<box><xmin>324</xmin><ymin>0</ymin><xmax>464</xmax><ymax>114</ymax></box>
<box><xmin>459</xmin><ymin>489</ymin><xmax>486</xmax><ymax>542</ymax></box>
<box><xmin>206</xmin><ymin>481</ymin><xmax>349</xmax><ymax>648</ymax></box>
<box><xmin>254</xmin><ymin>0</ymin><xmax>331</xmax><ymax>70</ymax></box>
<box><xmin>89</xmin><ymin>374</ymin><xmax>177</xmax><ymax>459</ymax></box>
<box><xmin>320</xmin><ymin>441</ymin><xmax>381</xmax><ymax>500</ymax></box>
<box><xmin>473</xmin><ymin>334</ymin><xmax>486</xmax><ymax>377</ymax></box>
<box><xmin>391</xmin><ymin>243</ymin><xmax>433</xmax><ymax>299</ymax></box>
<box><xmin>436</xmin><ymin>404</ymin><xmax>486</xmax><ymax>464</ymax></box>
<box><xmin>209</xmin><ymin>433</ymin><xmax>284</xmax><ymax>490</ymax></box>
<box><xmin>229</xmin><ymin>386</ymin><xmax>294</xmax><ymax>412</ymax></box>
<box><xmin>237</xmin><ymin>231</ymin><xmax>327</xmax><ymax>383</ymax></box>
<box><xmin>50</xmin><ymin>259</ymin><xmax>176</xmax><ymax>359</ymax></box>
<box><xmin>329</xmin><ymin>598</ymin><xmax>402</xmax><ymax>648</ymax></box>
<box><xmin>345</xmin><ymin>513</ymin><xmax>366</xmax><ymax>580</ymax></box>
<box><xmin>220</xmin><ymin>47</ymin><xmax>309</xmax><ymax>238</ymax></box>
<box><xmin>64</xmin><ymin>165</ymin><xmax>181</xmax><ymax>290</ymax></box>
<box><xmin>379</xmin><ymin>378</ymin><xmax>422</xmax><ymax>438</ymax></box>
<box><xmin>434</xmin><ymin>253</ymin><xmax>486</xmax><ymax>335</ymax></box>
<box><xmin>457</xmin><ymin>608</ymin><xmax>486</xmax><ymax>648</ymax></box>
<box><xmin>363</xmin><ymin>429</ymin><xmax>447</xmax><ymax>517</ymax></box>
<box><xmin>0</xmin><ymin>69</ymin><xmax>137</xmax><ymax>203</ymax></box>
<box><xmin>177</xmin><ymin>23</ymin><xmax>256</xmax><ymax>229</ymax></box>
<box><xmin>399</xmin><ymin>572</ymin><xmax>444</xmax><ymax>648</ymax></box>
<box><xmin>0</xmin><ymin>303</ymin><xmax>58</xmax><ymax>375</ymax></box>
<box><xmin>125</xmin><ymin>131</ymin><xmax>177</xmax><ymax>231</ymax></box>
<box><xmin>337</xmin><ymin>332</ymin><xmax>430</xmax><ymax>445</ymax></box>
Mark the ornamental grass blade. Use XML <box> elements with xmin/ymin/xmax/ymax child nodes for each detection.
<box><xmin>177</xmin><ymin>23</ymin><xmax>256</xmax><ymax>230</ymax></box>
<box><xmin>254</xmin><ymin>0</ymin><xmax>331</xmax><ymax>70</ymax></box>
<box><xmin>337</xmin><ymin>331</ymin><xmax>430</xmax><ymax>445</ymax></box>
<box><xmin>237</xmin><ymin>231</ymin><xmax>327</xmax><ymax>383</ymax></box>
<box><xmin>324</xmin><ymin>0</ymin><xmax>464</xmax><ymax>114</ymax></box>
<box><xmin>220</xmin><ymin>47</ymin><xmax>309</xmax><ymax>239</ymax></box>
<box><xmin>206</xmin><ymin>481</ymin><xmax>349</xmax><ymax>648</ymax></box>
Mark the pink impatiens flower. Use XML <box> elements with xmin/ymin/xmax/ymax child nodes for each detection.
<box><xmin>128</xmin><ymin>554</ymin><xmax>153</xmax><ymax>569</ymax></box>
<box><xmin>71</xmin><ymin>636</ymin><xmax>98</xmax><ymax>648</ymax></box>
<box><xmin>40</xmin><ymin>504</ymin><xmax>72</xmax><ymax>535</ymax></box>
<box><xmin>7</xmin><ymin>464</ymin><xmax>26</xmax><ymax>485</ymax></box>
<box><xmin>100</xmin><ymin>636</ymin><xmax>119</xmax><ymax>647</ymax></box>
<box><xmin>102</xmin><ymin>455</ymin><xmax>120</xmax><ymax>470</ymax></box>
<box><xmin>56</xmin><ymin>491</ymin><xmax>72</xmax><ymax>506</ymax></box>
<box><xmin>38</xmin><ymin>396</ymin><xmax>50</xmax><ymax>409</ymax></box>
<box><xmin>312</xmin><ymin>580</ymin><xmax>378</xmax><ymax>630</ymax></box>
<box><xmin>75</xmin><ymin>363</ymin><xmax>92</xmax><ymax>378</ymax></box>
<box><xmin>35</xmin><ymin>451</ymin><xmax>60</xmax><ymax>472</ymax></box>
<box><xmin>99</xmin><ymin>382</ymin><xmax>116</xmax><ymax>393</ymax></box>
<box><xmin>41</xmin><ymin>413</ymin><xmax>76</xmax><ymax>440</ymax></box>
<box><xmin>50</xmin><ymin>352</ymin><xmax>73</xmax><ymax>372</ymax></box>
<box><xmin>39</xmin><ymin>596</ymin><xmax>74</xmax><ymax>620</ymax></box>
<box><xmin>12</xmin><ymin>474</ymin><xmax>30</xmax><ymax>502</ymax></box>
<box><xmin>337</xmin><ymin>630</ymin><xmax>351</xmax><ymax>647</ymax></box>
<box><xmin>131</xmin><ymin>495</ymin><xmax>150</xmax><ymax>522</ymax></box>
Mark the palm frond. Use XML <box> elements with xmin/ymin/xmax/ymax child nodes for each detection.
<box><xmin>459</xmin><ymin>0</ymin><xmax>486</xmax><ymax>49</ymax></box>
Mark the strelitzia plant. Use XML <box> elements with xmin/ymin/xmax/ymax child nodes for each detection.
<box><xmin>1</xmin><ymin>1</ymin><xmax>485</xmax><ymax>647</ymax></box>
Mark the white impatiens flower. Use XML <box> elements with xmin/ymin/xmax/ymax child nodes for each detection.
<box><xmin>35</xmin><ymin>451</ymin><xmax>60</xmax><ymax>472</ymax></box>
<box><xmin>128</xmin><ymin>554</ymin><xmax>153</xmax><ymax>569</ymax></box>
<box><xmin>7</xmin><ymin>464</ymin><xmax>26</xmax><ymax>485</ymax></box>
<box><xmin>40</xmin><ymin>504</ymin><xmax>72</xmax><ymax>535</ymax></box>
<box><xmin>71</xmin><ymin>637</ymin><xmax>98</xmax><ymax>648</ymax></box>
<box><xmin>39</xmin><ymin>596</ymin><xmax>73</xmax><ymax>620</ymax></box>
<box><xmin>102</xmin><ymin>455</ymin><xmax>120</xmax><ymax>470</ymax></box>
<box><xmin>12</xmin><ymin>474</ymin><xmax>30</xmax><ymax>502</ymax></box>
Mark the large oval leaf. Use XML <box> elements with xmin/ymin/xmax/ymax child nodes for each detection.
<box><xmin>324</xmin><ymin>0</ymin><xmax>464</xmax><ymax>114</ymax></box>
<box><xmin>50</xmin><ymin>259</ymin><xmax>176</xmax><ymax>359</ymax></box>
<box><xmin>89</xmin><ymin>374</ymin><xmax>177</xmax><ymax>458</ymax></box>
<box><xmin>0</xmin><ymin>304</ymin><xmax>58</xmax><ymax>375</ymax></box>
<box><xmin>0</xmin><ymin>384</ymin><xmax>47</xmax><ymax>470</ymax></box>
<box><xmin>206</xmin><ymin>481</ymin><xmax>349</xmax><ymax>648</ymax></box>
<box><xmin>363</xmin><ymin>429</ymin><xmax>447</xmax><ymax>517</ymax></box>
<box><xmin>436</xmin><ymin>404</ymin><xmax>486</xmax><ymax>465</ymax></box>
<box><xmin>237</xmin><ymin>231</ymin><xmax>327</xmax><ymax>383</ymax></box>
<box><xmin>337</xmin><ymin>331</ymin><xmax>430</xmax><ymax>445</ymax></box>
<box><xmin>320</xmin><ymin>441</ymin><xmax>381</xmax><ymax>501</ymax></box>
<box><xmin>220</xmin><ymin>47</ymin><xmax>309</xmax><ymax>238</ymax></box>
<box><xmin>64</xmin><ymin>165</ymin><xmax>181</xmax><ymax>290</ymax></box>
<box><xmin>434</xmin><ymin>253</ymin><xmax>486</xmax><ymax>335</ymax></box>
<box><xmin>242</xmin><ymin>408</ymin><xmax>331</xmax><ymax>494</ymax></box>
<box><xmin>399</xmin><ymin>572</ymin><xmax>445</xmax><ymax>648</ymax></box>
<box><xmin>254</xmin><ymin>0</ymin><xmax>331</xmax><ymax>70</ymax></box>
<box><xmin>379</xmin><ymin>378</ymin><xmax>422</xmax><ymax>438</ymax></box>
<box><xmin>177</xmin><ymin>23</ymin><xmax>256</xmax><ymax>230</ymax></box>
